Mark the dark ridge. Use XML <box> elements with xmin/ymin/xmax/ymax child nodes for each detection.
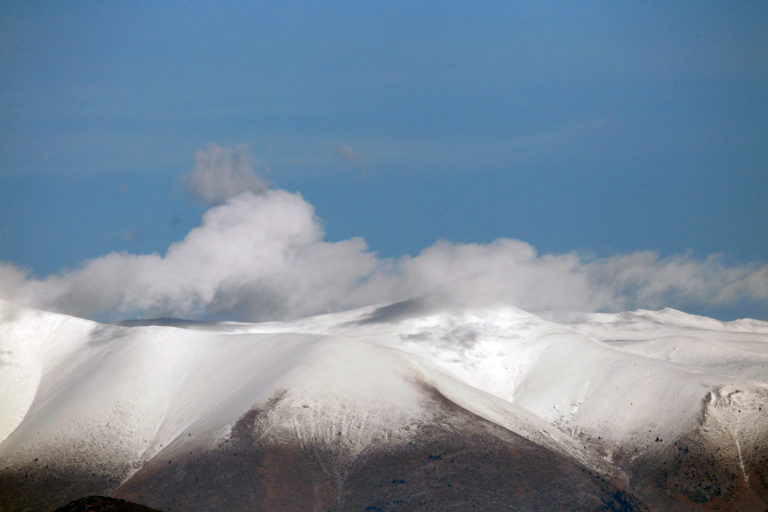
<box><xmin>52</xmin><ymin>496</ymin><xmax>161</xmax><ymax>512</ymax></box>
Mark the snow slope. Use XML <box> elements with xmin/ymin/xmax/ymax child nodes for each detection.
<box><xmin>2</xmin><ymin>298</ymin><xmax>768</xmax><ymax>510</ymax></box>
<box><xmin>225</xmin><ymin>302</ymin><xmax>768</xmax><ymax>449</ymax></box>
<box><xmin>0</xmin><ymin>299</ymin><xmax>583</xmax><ymax>478</ymax></box>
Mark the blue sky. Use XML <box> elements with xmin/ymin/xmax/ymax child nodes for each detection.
<box><xmin>1</xmin><ymin>1</ymin><xmax>767</xmax><ymax>320</ymax></box>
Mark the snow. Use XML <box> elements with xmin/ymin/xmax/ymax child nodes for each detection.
<box><xmin>1</xmin><ymin>298</ymin><xmax>768</xmax><ymax>476</ymax></box>
<box><xmin>222</xmin><ymin>302</ymin><xmax>768</xmax><ymax>447</ymax></box>
<box><xmin>0</xmin><ymin>301</ymin><xmax>96</xmax><ymax>442</ymax></box>
<box><xmin>0</xmin><ymin>301</ymin><xmax>515</xmax><ymax>475</ymax></box>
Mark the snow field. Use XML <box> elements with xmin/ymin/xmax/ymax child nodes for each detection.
<box><xmin>2</xmin><ymin>299</ymin><xmax>768</xmax><ymax>479</ymax></box>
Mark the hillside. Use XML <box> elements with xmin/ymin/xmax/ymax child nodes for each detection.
<box><xmin>1</xmin><ymin>299</ymin><xmax>767</xmax><ymax>510</ymax></box>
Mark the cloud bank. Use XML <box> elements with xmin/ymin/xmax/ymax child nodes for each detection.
<box><xmin>1</xmin><ymin>145</ymin><xmax>766</xmax><ymax>322</ymax></box>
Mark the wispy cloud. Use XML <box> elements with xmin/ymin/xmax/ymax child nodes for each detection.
<box><xmin>1</xmin><ymin>145</ymin><xmax>766</xmax><ymax>321</ymax></box>
<box><xmin>117</xmin><ymin>229</ymin><xmax>143</xmax><ymax>241</ymax></box>
<box><xmin>333</xmin><ymin>143</ymin><xmax>361</xmax><ymax>164</ymax></box>
<box><xmin>183</xmin><ymin>144</ymin><xmax>269</xmax><ymax>204</ymax></box>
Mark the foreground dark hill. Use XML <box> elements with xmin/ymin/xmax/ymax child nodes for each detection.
<box><xmin>53</xmin><ymin>496</ymin><xmax>162</xmax><ymax>512</ymax></box>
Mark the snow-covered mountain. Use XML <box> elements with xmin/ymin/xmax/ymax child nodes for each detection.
<box><xmin>2</xmin><ymin>298</ymin><xmax>767</xmax><ymax>511</ymax></box>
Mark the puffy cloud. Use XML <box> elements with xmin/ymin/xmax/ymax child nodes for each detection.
<box><xmin>592</xmin><ymin>251</ymin><xmax>768</xmax><ymax>308</ymax></box>
<box><xmin>388</xmin><ymin>240</ymin><xmax>611</xmax><ymax>312</ymax></box>
<box><xmin>1</xmin><ymin>145</ymin><xmax>767</xmax><ymax>321</ymax></box>
<box><xmin>183</xmin><ymin>144</ymin><xmax>268</xmax><ymax>203</ymax></box>
<box><xmin>0</xmin><ymin>190</ymin><xmax>378</xmax><ymax>321</ymax></box>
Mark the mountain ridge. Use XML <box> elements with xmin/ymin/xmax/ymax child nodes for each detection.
<box><xmin>1</xmin><ymin>299</ymin><xmax>767</xmax><ymax>510</ymax></box>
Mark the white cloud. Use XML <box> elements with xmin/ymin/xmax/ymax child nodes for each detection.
<box><xmin>183</xmin><ymin>144</ymin><xmax>268</xmax><ymax>203</ymax></box>
<box><xmin>0</xmin><ymin>190</ymin><xmax>379</xmax><ymax>321</ymax></box>
<box><xmin>592</xmin><ymin>251</ymin><xmax>768</xmax><ymax>308</ymax></box>
<box><xmin>0</xmin><ymin>145</ymin><xmax>766</xmax><ymax>321</ymax></box>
